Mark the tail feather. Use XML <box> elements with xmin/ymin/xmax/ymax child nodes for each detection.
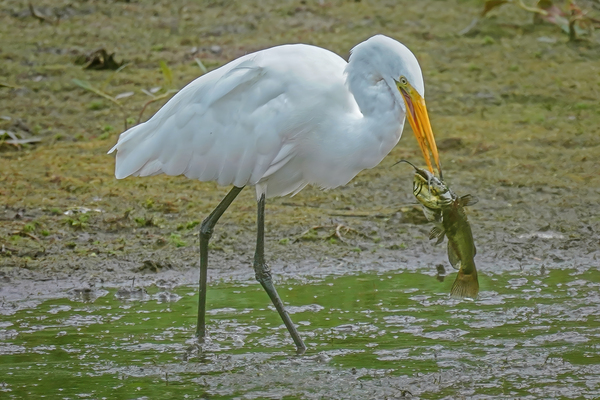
<box><xmin>109</xmin><ymin>122</ymin><xmax>163</xmax><ymax>179</ymax></box>
<box><xmin>450</xmin><ymin>269</ymin><xmax>479</xmax><ymax>299</ymax></box>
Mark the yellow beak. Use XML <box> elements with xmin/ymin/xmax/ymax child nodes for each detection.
<box><xmin>399</xmin><ymin>84</ymin><xmax>442</xmax><ymax>179</ymax></box>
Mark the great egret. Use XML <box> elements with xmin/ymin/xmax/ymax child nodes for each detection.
<box><xmin>109</xmin><ymin>34</ymin><xmax>442</xmax><ymax>354</ymax></box>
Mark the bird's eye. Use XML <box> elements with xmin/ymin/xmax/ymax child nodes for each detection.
<box><xmin>399</xmin><ymin>76</ymin><xmax>408</xmax><ymax>85</ymax></box>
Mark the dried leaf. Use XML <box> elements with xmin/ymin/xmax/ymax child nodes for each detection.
<box><xmin>0</xmin><ymin>130</ymin><xmax>42</xmax><ymax>148</ymax></box>
<box><xmin>535</xmin><ymin>1</ymin><xmax>590</xmax><ymax>38</ymax></box>
<box><xmin>482</xmin><ymin>0</ymin><xmax>509</xmax><ymax>17</ymax></box>
<box><xmin>141</xmin><ymin>89</ymin><xmax>154</xmax><ymax>97</ymax></box>
<box><xmin>0</xmin><ymin>130</ymin><xmax>19</xmax><ymax>140</ymax></box>
<box><xmin>75</xmin><ymin>49</ymin><xmax>124</xmax><ymax>71</ymax></box>
<box><xmin>115</xmin><ymin>91</ymin><xmax>134</xmax><ymax>100</ymax></box>
<box><xmin>4</xmin><ymin>138</ymin><xmax>42</xmax><ymax>145</ymax></box>
<box><xmin>537</xmin><ymin>1</ymin><xmax>566</xmax><ymax>26</ymax></box>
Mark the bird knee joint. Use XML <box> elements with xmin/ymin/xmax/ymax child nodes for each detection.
<box><xmin>200</xmin><ymin>220</ymin><xmax>213</xmax><ymax>237</ymax></box>
<box><xmin>254</xmin><ymin>263</ymin><xmax>272</xmax><ymax>284</ymax></box>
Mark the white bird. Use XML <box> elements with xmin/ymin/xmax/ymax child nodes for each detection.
<box><xmin>109</xmin><ymin>34</ymin><xmax>442</xmax><ymax>354</ymax></box>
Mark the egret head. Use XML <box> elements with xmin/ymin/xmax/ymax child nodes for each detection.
<box><xmin>348</xmin><ymin>35</ymin><xmax>442</xmax><ymax>178</ymax></box>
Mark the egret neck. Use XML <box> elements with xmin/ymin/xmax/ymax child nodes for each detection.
<box><xmin>345</xmin><ymin>35</ymin><xmax>442</xmax><ymax>179</ymax></box>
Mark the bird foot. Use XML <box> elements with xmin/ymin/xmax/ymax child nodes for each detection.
<box><xmin>182</xmin><ymin>341</ymin><xmax>203</xmax><ymax>361</ymax></box>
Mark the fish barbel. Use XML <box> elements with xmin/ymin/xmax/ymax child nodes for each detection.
<box><xmin>398</xmin><ymin>161</ymin><xmax>479</xmax><ymax>298</ymax></box>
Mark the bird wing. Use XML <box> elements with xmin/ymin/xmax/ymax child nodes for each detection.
<box><xmin>109</xmin><ymin>54</ymin><xmax>302</xmax><ymax>188</ymax></box>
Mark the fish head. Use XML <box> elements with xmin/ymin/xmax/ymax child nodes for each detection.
<box><xmin>412</xmin><ymin>167</ymin><xmax>454</xmax><ymax>209</ymax></box>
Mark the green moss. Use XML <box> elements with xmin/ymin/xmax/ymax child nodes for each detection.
<box><xmin>23</xmin><ymin>223</ymin><xmax>37</xmax><ymax>233</ymax></box>
<box><xmin>574</xmin><ymin>102</ymin><xmax>592</xmax><ymax>110</ymax></box>
<box><xmin>134</xmin><ymin>216</ymin><xmax>157</xmax><ymax>227</ymax></box>
<box><xmin>186</xmin><ymin>220</ymin><xmax>200</xmax><ymax>230</ymax></box>
<box><xmin>169</xmin><ymin>233</ymin><xmax>187</xmax><ymax>247</ymax></box>
<box><xmin>482</xmin><ymin>36</ymin><xmax>495</xmax><ymax>45</ymax></box>
<box><xmin>88</xmin><ymin>100</ymin><xmax>105</xmax><ymax>110</ymax></box>
<box><xmin>64</xmin><ymin>214</ymin><xmax>90</xmax><ymax>230</ymax></box>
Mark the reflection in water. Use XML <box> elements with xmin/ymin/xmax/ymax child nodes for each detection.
<box><xmin>1</xmin><ymin>268</ymin><xmax>599</xmax><ymax>399</ymax></box>
<box><xmin>435</xmin><ymin>264</ymin><xmax>446</xmax><ymax>282</ymax></box>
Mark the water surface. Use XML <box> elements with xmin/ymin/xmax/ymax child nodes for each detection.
<box><xmin>1</xmin><ymin>268</ymin><xmax>599</xmax><ymax>399</ymax></box>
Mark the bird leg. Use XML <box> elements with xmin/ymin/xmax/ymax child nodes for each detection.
<box><xmin>254</xmin><ymin>193</ymin><xmax>307</xmax><ymax>355</ymax></box>
<box><xmin>196</xmin><ymin>185</ymin><xmax>244</xmax><ymax>340</ymax></box>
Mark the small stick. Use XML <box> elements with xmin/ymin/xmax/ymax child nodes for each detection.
<box><xmin>13</xmin><ymin>231</ymin><xmax>41</xmax><ymax>242</ymax></box>
<box><xmin>515</xmin><ymin>0</ymin><xmax>548</xmax><ymax>16</ymax></box>
<box><xmin>137</xmin><ymin>90</ymin><xmax>177</xmax><ymax>124</ymax></box>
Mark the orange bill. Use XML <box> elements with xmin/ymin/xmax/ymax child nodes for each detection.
<box><xmin>398</xmin><ymin>83</ymin><xmax>443</xmax><ymax>180</ymax></box>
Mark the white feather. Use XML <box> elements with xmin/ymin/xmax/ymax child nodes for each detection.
<box><xmin>109</xmin><ymin>35</ymin><xmax>425</xmax><ymax>198</ymax></box>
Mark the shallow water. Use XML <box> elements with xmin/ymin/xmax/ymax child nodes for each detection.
<box><xmin>1</xmin><ymin>268</ymin><xmax>599</xmax><ymax>399</ymax></box>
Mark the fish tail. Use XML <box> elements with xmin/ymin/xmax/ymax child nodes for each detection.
<box><xmin>450</xmin><ymin>267</ymin><xmax>479</xmax><ymax>299</ymax></box>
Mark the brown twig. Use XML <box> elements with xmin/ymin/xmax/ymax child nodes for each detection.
<box><xmin>13</xmin><ymin>231</ymin><xmax>41</xmax><ymax>242</ymax></box>
<box><xmin>328</xmin><ymin>206</ymin><xmax>415</xmax><ymax>219</ymax></box>
<box><xmin>0</xmin><ymin>82</ymin><xmax>21</xmax><ymax>89</ymax></box>
<box><xmin>137</xmin><ymin>90</ymin><xmax>178</xmax><ymax>124</ymax></box>
<box><xmin>515</xmin><ymin>0</ymin><xmax>548</xmax><ymax>16</ymax></box>
<box><xmin>296</xmin><ymin>224</ymin><xmax>371</xmax><ymax>243</ymax></box>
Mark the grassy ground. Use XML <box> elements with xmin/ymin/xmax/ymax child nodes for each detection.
<box><xmin>1</xmin><ymin>0</ymin><xmax>599</xmax><ymax>279</ymax></box>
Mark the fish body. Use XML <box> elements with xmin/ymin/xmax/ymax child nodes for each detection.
<box><xmin>410</xmin><ymin>165</ymin><xmax>479</xmax><ymax>298</ymax></box>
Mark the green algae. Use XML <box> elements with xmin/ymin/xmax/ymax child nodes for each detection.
<box><xmin>1</xmin><ymin>268</ymin><xmax>599</xmax><ymax>398</ymax></box>
<box><xmin>1</xmin><ymin>1</ymin><xmax>599</xmax><ymax>274</ymax></box>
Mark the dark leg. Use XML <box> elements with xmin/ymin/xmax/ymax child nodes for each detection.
<box><xmin>253</xmin><ymin>193</ymin><xmax>307</xmax><ymax>354</ymax></box>
<box><xmin>196</xmin><ymin>186</ymin><xmax>244</xmax><ymax>339</ymax></box>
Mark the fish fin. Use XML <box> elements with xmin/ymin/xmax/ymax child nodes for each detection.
<box><xmin>447</xmin><ymin>242</ymin><xmax>460</xmax><ymax>270</ymax></box>
<box><xmin>459</xmin><ymin>194</ymin><xmax>478</xmax><ymax>207</ymax></box>
<box><xmin>421</xmin><ymin>205</ymin><xmax>440</xmax><ymax>223</ymax></box>
<box><xmin>450</xmin><ymin>268</ymin><xmax>479</xmax><ymax>299</ymax></box>
<box><xmin>435</xmin><ymin>233</ymin><xmax>445</xmax><ymax>245</ymax></box>
<box><xmin>429</xmin><ymin>226</ymin><xmax>445</xmax><ymax>244</ymax></box>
